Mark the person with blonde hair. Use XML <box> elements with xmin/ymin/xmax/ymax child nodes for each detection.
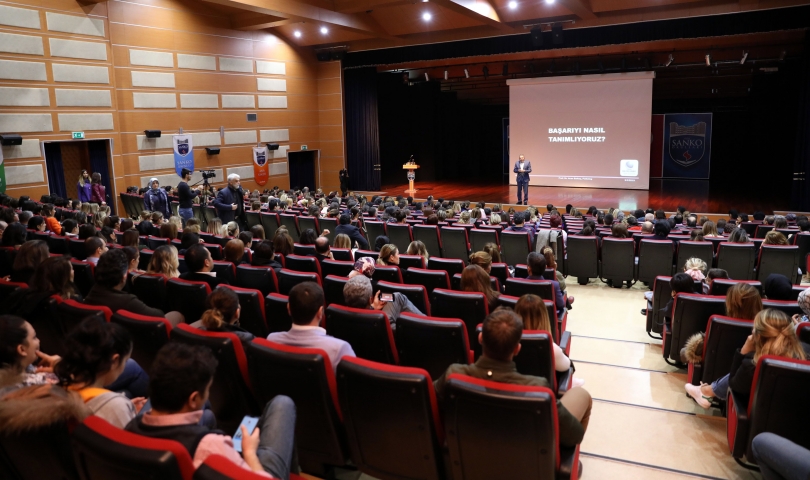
<box><xmin>683</xmin><ymin>257</ymin><xmax>708</xmax><ymax>282</ymax></box>
<box><xmin>460</xmin><ymin>265</ymin><xmax>499</xmax><ymax>311</ymax></box>
<box><xmin>702</xmin><ymin>220</ymin><xmax>721</xmax><ymax>238</ymax></box>
<box><xmin>377</xmin><ymin>244</ymin><xmax>400</xmax><ymax>266</ymax></box>
<box><xmin>483</xmin><ymin>242</ymin><xmax>502</xmax><ymax>264</ymax></box>
<box><xmin>762</xmin><ymin>230</ymin><xmax>788</xmax><ymax>247</ymax></box>
<box><xmin>489</xmin><ymin>213</ymin><xmax>502</xmax><ymax>225</ymax></box>
<box><xmin>206</xmin><ymin>218</ymin><xmax>222</xmax><ymax>235</ymax></box>
<box><xmin>406</xmin><ymin>240</ymin><xmax>429</xmax><ymax>263</ymax></box>
<box><xmin>333</xmin><ymin>233</ymin><xmax>352</xmax><ymax>250</ymax></box>
<box><xmin>457</xmin><ymin>211</ymin><xmax>471</xmax><ymax>225</ymax></box>
<box><xmin>146</xmin><ymin>245</ymin><xmax>180</xmax><ymax>278</ymax></box>
<box><xmin>685</xmin><ymin>307</ymin><xmax>807</xmax><ymax>409</ymax></box>
<box><xmin>191</xmin><ymin>287</ymin><xmax>253</xmax><ymax>346</ymax></box>
<box><xmin>77</xmin><ymin>170</ymin><xmax>92</xmax><ymax>203</ymax></box>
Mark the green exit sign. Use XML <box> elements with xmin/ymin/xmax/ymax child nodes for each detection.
<box><xmin>301</xmin><ymin>145</ymin><xmax>308</xmax><ymax>150</ymax></box>
<box><xmin>72</xmin><ymin>132</ymin><xmax>85</xmax><ymax>139</ymax></box>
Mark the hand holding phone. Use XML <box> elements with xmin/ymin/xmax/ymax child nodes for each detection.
<box><xmin>233</xmin><ymin>415</ymin><xmax>260</xmax><ymax>453</ymax></box>
<box><xmin>380</xmin><ymin>293</ymin><xmax>394</xmax><ymax>302</ymax></box>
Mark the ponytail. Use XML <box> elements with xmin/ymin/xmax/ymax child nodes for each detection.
<box><xmin>200</xmin><ymin>288</ymin><xmax>239</xmax><ymax>330</ymax></box>
<box><xmin>753</xmin><ymin>308</ymin><xmax>807</xmax><ymax>363</ymax></box>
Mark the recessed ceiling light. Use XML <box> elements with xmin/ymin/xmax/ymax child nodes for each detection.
<box><xmin>320</xmin><ymin>26</ymin><xmax>328</xmax><ymax>34</ymax></box>
<box><xmin>294</xmin><ymin>31</ymin><xmax>301</xmax><ymax>38</ymax></box>
<box><xmin>508</xmin><ymin>1</ymin><xmax>517</xmax><ymax>9</ymax></box>
<box><xmin>545</xmin><ymin>0</ymin><xmax>555</xmax><ymax>4</ymax></box>
<box><xmin>422</xmin><ymin>12</ymin><xmax>432</xmax><ymax>21</ymax></box>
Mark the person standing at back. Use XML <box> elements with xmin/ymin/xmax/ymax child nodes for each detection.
<box><xmin>514</xmin><ymin>154</ymin><xmax>532</xmax><ymax>205</ymax></box>
<box><xmin>177</xmin><ymin>168</ymin><xmax>196</xmax><ymax>226</ymax></box>
<box><xmin>143</xmin><ymin>178</ymin><xmax>170</xmax><ymax>219</ymax></box>
<box><xmin>213</xmin><ymin>174</ymin><xmax>244</xmax><ymax>228</ymax></box>
<box><xmin>90</xmin><ymin>172</ymin><xmax>106</xmax><ymax>206</ymax></box>
<box><xmin>77</xmin><ymin>170</ymin><xmax>92</xmax><ymax>203</ymax></box>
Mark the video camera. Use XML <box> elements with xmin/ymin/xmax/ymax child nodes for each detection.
<box><xmin>200</xmin><ymin>170</ymin><xmax>216</xmax><ymax>180</ymax></box>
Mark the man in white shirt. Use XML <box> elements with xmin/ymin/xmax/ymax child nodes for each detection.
<box><xmin>84</xmin><ymin>236</ymin><xmax>107</xmax><ymax>266</ymax></box>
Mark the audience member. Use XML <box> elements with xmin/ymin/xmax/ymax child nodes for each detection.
<box><xmin>460</xmin><ymin>265</ymin><xmax>499</xmax><ymax>311</ymax></box>
<box><xmin>406</xmin><ymin>240</ymin><xmax>429</xmax><ymax>263</ymax></box>
<box><xmin>146</xmin><ymin>244</ymin><xmax>180</xmax><ymax>278</ymax></box>
<box><xmin>343</xmin><ymin>275</ymin><xmax>422</xmax><ymax>329</ymax></box>
<box><xmin>526</xmin><ymin>252</ymin><xmax>566</xmax><ymax>317</ymax></box>
<box><xmin>9</xmin><ymin>239</ymin><xmax>48</xmax><ymax>284</ymax></box>
<box><xmin>376</xmin><ymin>244</ymin><xmax>400</xmax><ymax>266</ymax></box>
<box><xmin>505</xmin><ymin>211</ymin><xmax>534</xmax><ymax>246</ymax></box>
<box><xmin>335</xmin><ymin>214</ymin><xmax>369</xmax><ymax>250</ymax></box>
<box><xmin>252</xmin><ymin>240</ymin><xmax>282</xmax><ymax>272</ymax></box>
<box><xmin>190</xmin><ymin>287</ymin><xmax>253</xmax><ymax>345</ymax></box>
<box><xmin>180</xmin><ymin>244</ymin><xmax>228</xmax><ymax>288</ymax></box>
<box><xmin>762</xmin><ymin>274</ymin><xmax>793</xmax><ymax>300</ymax></box>
<box><xmin>224</xmin><ymin>239</ymin><xmax>245</xmax><ymax>265</ymax></box>
<box><xmin>84</xmin><ymin>236</ymin><xmax>108</xmax><ymax>266</ymax></box>
<box><xmin>348</xmin><ymin>257</ymin><xmax>375</xmax><ymax>279</ymax></box>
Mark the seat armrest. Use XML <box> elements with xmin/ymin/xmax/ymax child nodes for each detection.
<box><xmin>558</xmin><ymin>310</ymin><xmax>568</xmax><ymax>336</ymax></box>
<box><xmin>727</xmin><ymin>388</ymin><xmax>750</xmax><ymax>458</ymax></box>
<box><xmin>687</xmin><ymin>362</ymin><xmax>702</xmax><ymax>386</ymax></box>
<box><xmin>556</xmin><ymin>367</ymin><xmax>573</xmax><ymax>396</ymax></box>
<box><xmin>560</xmin><ymin>331</ymin><xmax>572</xmax><ymax>357</ymax></box>
<box><xmin>558</xmin><ymin>444</ymin><xmax>581</xmax><ymax>480</ymax></box>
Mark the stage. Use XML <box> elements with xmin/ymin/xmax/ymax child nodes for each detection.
<box><xmin>374</xmin><ymin>179</ymin><xmax>790</xmax><ymax>215</ymax></box>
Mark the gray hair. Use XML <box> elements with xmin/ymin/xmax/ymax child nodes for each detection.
<box><xmin>344</xmin><ymin>275</ymin><xmax>373</xmax><ymax>308</ymax></box>
<box><xmin>227</xmin><ymin>173</ymin><xmax>240</xmax><ymax>182</ymax></box>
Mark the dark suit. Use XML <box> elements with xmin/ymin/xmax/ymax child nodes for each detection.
<box><xmin>335</xmin><ymin>223</ymin><xmax>369</xmax><ymax>250</ymax></box>
<box><xmin>433</xmin><ymin>356</ymin><xmax>584</xmax><ymax>447</ymax></box>
<box><xmin>180</xmin><ymin>271</ymin><xmax>228</xmax><ymax>290</ymax></box>
<box><xmin>212</xmin><ymin>185</ymin><xmax>244</xmax><ymax>224</ymax></box>
<box><xmin>514</xmin><ymin>160</ymin><xmax>532</xmax><ymax>204</ymax></box>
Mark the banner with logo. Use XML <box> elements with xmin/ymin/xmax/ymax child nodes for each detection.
<box><xmin>253</xmin><ymin>146</ymin><xmax>269</xmax><ymax>186</ymax></box>
<box><xmin>173</xmin><ymin>134</ymin><xmax>194</xmax><ymax>177</ymax></box>
<box><xmin>662</xmin><ymin>113</ymin><xmax>712</xmax><ymax>179</ymax></box>
<box><xmin>0</xmin><ymin>147</ymin><xmax>5</xmax><ymax>194</ymax></box>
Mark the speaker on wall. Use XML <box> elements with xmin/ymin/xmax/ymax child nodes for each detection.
<box><xmin>0</xmin><ymin>134</ymin><xmax>22</xmax><ymax>146</ymax></box>
<box><xmin>267</xmin><ymin>143</ymin><xmax>280</xmax><ymax>151</ymax></box>
<box><xmin>205</xmin><ymin>147</ymin><xmax>220</xmax><ymax>155</ymax></box>
<box><xmin>530</xmin><ymin>27</ymin><xmax>543</xmax><ymax>47</ymax></box>
<box><xmin>552</xmin><ymin>23</ymin><xmax>564</xmax><ymax>45</ymax></box>
<box><xmin>143</xmin><ymin>130</ymin><xmax>161</xmax><ymax>138</ymax></box>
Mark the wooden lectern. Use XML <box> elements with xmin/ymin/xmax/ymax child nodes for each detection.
<box><xmin>403</xmin><ymin>163</ymin><xmax>420</xmax><ymax>195</ymax></box>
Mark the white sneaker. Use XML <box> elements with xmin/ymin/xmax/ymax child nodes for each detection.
<box><xmin>572</xmin><ymin>378</ymin><xmax>586</xmax><ymax>388</ymax></box>
<box><xmin>685</xmin><ymin>383</ymin><xmax>711</xmax><ymax>409</ymax></box>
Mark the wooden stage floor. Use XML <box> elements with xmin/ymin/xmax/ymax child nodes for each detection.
<box><xmin>376</xmin><ymin>179</ymin><xmax>789</xmax><ymax>215</ymax></box>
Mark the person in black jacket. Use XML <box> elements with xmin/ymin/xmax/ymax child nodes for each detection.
<box><xmin>212</xmin><ymin>174</ymin><xmax>244</xmax><ymax>226</ymax></box>
<box><xmin>339</xmin><ymin>169</ymin><xmax>349</xmax><ymax>196</ymax></box>
<box><xmin>334</xmin><ymin>214</ymin><xmax>369</xmax><ymax>250</ymax></box>
<box><xmin>176</xmin><ymin>168</ymin><xmax>197</xmax><ymax>226</ymax></box>
<box><xmin>179</xmin><ymin>244</ymin><xmax>228</xmax><ymax>289</ymax></box>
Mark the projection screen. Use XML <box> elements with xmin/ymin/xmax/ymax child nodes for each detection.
<box><xmin>507</xmin><ymin>71</ymin><xmax>654</xmax><ymax>190</ymax></box>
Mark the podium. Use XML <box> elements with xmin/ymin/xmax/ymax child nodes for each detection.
<box><xmin>403</xmin><ymin>163</ymin><xmax>420</xmax><ymax>195</ymax></box>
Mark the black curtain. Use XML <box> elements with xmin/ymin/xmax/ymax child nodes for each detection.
<box><xmin>288</xmin><ymin>151</ymin><xmax>315</xmax><ymax>190</ymax></box>
<box><xmin>793</xmin><ymin>33</ymin><xmax>810</xmax><ymax>210</ymax></box>
<box><xmin>344</xmin><ymin>67</ymin><xmax>381</xmax><ymax>191</ymax></box>
<box><xmin>43</xmin><ymin>142</ymin><xmax>66</xmax><ymax>199</ymax></box>
<box><xmin>88</xmin><ymin>140</ymin><xmax>113</xmax><ymax>213</ymax></box>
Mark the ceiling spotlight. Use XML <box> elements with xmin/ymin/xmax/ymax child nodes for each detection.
<box><xmin>444</xmin><ymin>70</ymin><xmax>448</xmax><ymax>80</ymax></box>
<box><xmin>424</xmin><ymin>72</ymin><xmax>429</xmax><ymax>81</ymax></box>
<box><xmin>464</xmin><ymin>68</ymin><xmax>469</xmax><ymax>78</ymax></box>
<box><xmin>705</xmin><ymin>54</ymin><xmax>711</xmax><ymax>66</ymax></box>
<box><xmin>294</xmin><ymin>31</ymin><xmax>302</xmax><ymax>38</ymax></box>
<box><xmin>740</xmin><ymin>51</ymin><xmax>748</xmax><ymax>65</ymax></box>
<box><xmin>508</xmin><ymin>0</ymin><xmax>517</xmax><ymax>8</ymax></box>
<box><xmin>482</xmin><ymin>65</ymin><xmax>489</xmax><ymax>78</ymax></box>
<box><xmin>665</xmin><ymin>54</ymin><xmax>673</xmax><ymax>67</ymax></box>
<box><xmin>422</xmin><ymin>12</ymin><xmax>432</xmax><ymax>20</ymax></box>
<box><xmin>545</xmin><ymin>0</ymin><xmax>555</xmax><ymax>3</ymax></box>
<box><xmin>320</xmin><ymin>26</ymin><xmax>328</xmax><ymax>34</ymax></box>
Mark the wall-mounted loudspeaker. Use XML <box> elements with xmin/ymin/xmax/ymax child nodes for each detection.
<box><xmin>0</xmin><ymin>134</ymin><xmax>22</xmax><ymax>146</ymax></box>
<box><xmin>552</xmin><ymin>23</ymin><xmax>564</xmax><ymax>45</ymax></box>
<box><xmin>205</xmin><ymin>147</ymin><xmax>220</xmax><ymax>155</ymax></box>
<box><xmin>144</xmin><ymin>130</ymin><xmax>161</xmax><ymax>138</ymax></box>
<box><xmin>530</xmin><ymin>27</ymin><xmax>543</xmax><ymax>47</ymax></box>
<box><xmin>267</xmin><ymin>143</ymin><xmax>279</xmax><ymax>151</ymax></box>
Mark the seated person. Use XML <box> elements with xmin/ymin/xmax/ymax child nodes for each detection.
<box><xmin>505</xmin><ymin>211</ymin><xmax>534</xmax><ymax>246</ymax></box>
<box><xmin>190</xmin><ymin>287</ymin><xmax>253</xmax><ymax>347</ymax></box>
<box><xmin>310</xmin><ymin>236</ymin><xmax>333</xmax><ymax>265</ymax></box>
<box><xmin>85</xmin><ymin>236</ymin><xmax>108</xmax><ymax>266</ymax></box>
<box><xmin>126</xmin><ymin>343</ymin><xmax>297</xmax><ymax>479</ymax></box>
<box><xmin>433</xmin><ymin>308</ymin><xmax>591</xmax><ymax>448</ymax></box>
<box><xmin>146</xmin><ymin>244</ymin><xmax>180</xmax><ymax>279</ymax></box>
<box><xmin>54</xmin><ymin>318</ymin><xmax>147</xmax><ymax>428</ymax></box>
<box><xmin>252</xmin><ymin>240</ymin><xmax>283</xmax><ymax>272</ymax></box>
<box><xmin>85</xmin><ymin>249</ymin><xmax>184</xmax><ymax>326</ymax></box>
<box><xmin>9</xmin><ymin>239</ymin><xmax>48</xmax><ymax>284</ymax></box>
<box><xmin>659</xmin><ymin>273</ymin><xmax>697</xmax><ymax>327</ymax></box>
<box><xmin>763</xmin><ymin>273</ymin><xmax>793</xmax><ymax>300</ymax></box>
<box><xmin>180</xmin><ymin>244</ymin><xmax>228</xmax><ymax>289</ymax></box>
<box><xmin>266</xmin><ymin>282</ymin><xmax>355</xmax><ymax>369</ymax></box>
<box><xmin>347</xmin><ymin>257</ymin><xmax>375</xmax><ymax>279</ymax></box>
<box><xmin>460</xmin><ymin>265</ymin><xmax>499</xmax><ymax>311</ymax></box>
<box><xmin>525</xmin><ymin>252</ymin><xmax>566</xmax><ymax>318</ymax></box>
<box><xmin>343</xmin><ymin>275</ymin><xmax>423</xmax><ymax>330</ymax></box>
<box><xmin>376</xmin><ymin>244</ymin><xmax>400</xmax><ymax>267</ymax></box>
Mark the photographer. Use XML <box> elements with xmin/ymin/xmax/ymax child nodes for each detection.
<box><xmin>176</xmin><ymin>168</ymin><xmax>196</xmax><ymax>226</ymax></box>
<box><xmin>339</xmin><ymin>169</ymin><xmax>349</xmax><ymax>197</ymax></box>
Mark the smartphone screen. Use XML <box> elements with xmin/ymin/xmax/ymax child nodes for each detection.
<box><xmin>380</xmin><ymin>293</ymin><xmax>394</xmax><ymax>302</ymax></box>
<box><xmin>233</xmin><ymin>415</ymin><xmax>260</xmax><ymax>453</ymax></box>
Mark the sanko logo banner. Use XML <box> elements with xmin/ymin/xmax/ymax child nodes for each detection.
<box><xmin>662</xmin><ymin>113</ymin><xmax>712</xmax><ymax>179</ymax></box>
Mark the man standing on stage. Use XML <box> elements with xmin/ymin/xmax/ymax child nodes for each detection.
<box><xmin>176</xmin><ymin>168</ymin><xmax>196</xmax><ymax>226</ymax></box>
<box><xmin>514</xmin><ymin>154</ymin><xmax>532</xmax><ymax>205</ymax></box>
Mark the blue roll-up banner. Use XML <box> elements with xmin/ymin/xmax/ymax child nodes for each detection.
<box><xmin>173</xmin><ymin>134</ymin><xmax>194</xmax><ymax>177</ymax></box>
<box><xmin>662</xmin><ymin>113</ymin><xmax>712</xmax><ymax>179</ymax></box>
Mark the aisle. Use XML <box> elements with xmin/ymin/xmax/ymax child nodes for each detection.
<box><xmin>565</xmin><ymin>280</ymin><xmax>761</xmax><ymax>480</ymax></box>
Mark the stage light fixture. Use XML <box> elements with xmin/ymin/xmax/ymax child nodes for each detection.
<box><xmin>424</xmin><ymin>72</ymin><xmax>429</xmax><ymax>81</ymax></box>
<box><xmin>502</xmin><ymin>63</ymin><xmax>508</xmax><ymax>76</ymax></box>
<box><xmin>464</xmin><ymin>68</ymin><xmax>469</xmax><ymax>78</ymax></box>
<box><xmin>665</xmin><ymin>54</ymin><xmax>673</xmax><ymax>67</ymax></box>
<box><xmin>545</xmin><ymin>0</ymin><xmax>554</xmax><ymax>4</ymax></box>
<box><xmin>444</xmin><ymin>70</ymin><xmax>448</xmax><ymax>80</ymax></box>
<box><xmin>705</xmin><ymin>54</ymin><xmax>711</xmax><ymax>66</ymax></box>
<box><xmin>740</xmin><ymin>51</ymin><xmax>748</xmax><ymax>65</ymax></box>
<box><xmin>508</xmin><ymin>0</ymin><xmax>517</xmax><ymax>8</ymax></box>
<box><xmin>482</xmin><ymin>65</ymin><xmax>489</xmax><ymax>78</ymax></box>
<box><xmin>294</xmin><ymin>31</ymin><xmax>301</xmax><ymax>38</ymax></box>
<box><xmin>320</xmin><ymin>26</ymin><xmax>328</xmax><ymax>34</ymax></box>
<box><xmin>422</xmin><ymin>12</ymin><xmax>431</xmax><ymax>20</ymax></box>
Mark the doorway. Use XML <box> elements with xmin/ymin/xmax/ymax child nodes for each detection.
<box><xmin>288</xmin><ymin>150</ymin><xmax>319</xmax><ymax>191</ymax></box>
<box><xmin>43</xmin><ymin>139</ymin><xmax>115</xmax><ymax>213</ymax></box>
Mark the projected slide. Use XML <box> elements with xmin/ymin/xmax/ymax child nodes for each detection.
<box><xmin>507</xmin><ymin>72</ymin><xmax>654</xmax><ymax>190</ymax></box>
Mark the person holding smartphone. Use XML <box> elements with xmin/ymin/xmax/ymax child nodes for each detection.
<box><xmin>126</xmin><ymin>343</ymin><xmax>297</xmax><ymax>479</ymax></box>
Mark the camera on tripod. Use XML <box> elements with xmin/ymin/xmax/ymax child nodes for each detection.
<box><xmin>200</xmin><ymin>170</ymin><xmax>216</xmax><ymax>180</ymax></box>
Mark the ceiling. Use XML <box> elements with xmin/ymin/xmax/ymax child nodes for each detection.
<box><xmin>201</xmin><ymin>0</ymin><xmax>810</xmax><ymax>50</ymax></box>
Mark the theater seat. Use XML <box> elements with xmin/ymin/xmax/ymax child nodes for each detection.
<box><xmin>56</xmin><ymin>299</ymin><xmax>112</xmax><ymax>335</ymax></box>
<box><xmin>323</xmin><ymin>275</ymin><xmax>349</xmax><ymax>306</ymax></box>
<box><xmin>443</xmin><ymin>374</ymin><xmax>580</xmax><ymax>480</ymax></box>
<box><xmin>762</xmin><ymin>299</ymin><xmax>802</xmax><ymax>317</ymax></box>
<box><xmin>194</xmin><ymin>455</ymin><xmax>310</xmax><ymax>480</ymax></box>
<box><xmin>218</xmin><ymin>285</ymin><xmax>268</xmax><ymax>338</ymax></box>
<box><xmin>757</xmin><ymin>245</ymin><xmax>800</xmax><ymax>283</ymax></box>
<box><xmin>716</xmin><ymin>243</ymin><xmax>756</xmax><ymax>280</ymax></box>
<box><xmin>325</xmin><ymin>304</ymin><xmax>398</xmax><ymax>364</ymax></box>
<box><xmin>321</xmin><ymin>259</ymin><xmax>355</xmax><ymax>278</ymax></box>
<box><xmin>71</xmin><ymin>259</ymin><xmax>95</xmax><ymax>297</ymax></box>
<box><xmin>166</xmin><ymin>278</ymin><xmax>211</xmax><ymax>323</ymax></box>
<box><xmin>130</xmin><ymin>273</ymin><xmax>167</xmax><ymax>311</ymax></box>
<box><xmin>277</xmin><ymin>269</ymin><xmax>321</xmax><ymax>295</ymax></box>
<box><xmin>371</xmin><ymin>265</ymin><xmax>403</xmax><ymax>284</ymax></box>
<box><xmin>663</xmin><ymin>294</ymin><xmax>726</xmax><ymax>365</ymax></box>
<box><xmin>376</xmin><ymin>280</ymin><xmax>430</xmax><ymax>315</ymax></box>
<box><xmin>500</xmin><ymin>231</ymin><xmax>531</xmax><ymax>267</ymax></box>
<box><xmin>234</xmin><ymin>265</ymin><xmax>278</xmax><ymax>297</ymax></box>
<box><xmin>110</xmin><ymin>309</ymin><xmax>172</xmax><ymax>374</ymax></box>
<box><xmin>600</xmin><ymin>237</ymin><xmax>636</xmax><ymax>286</ymax></box>
<box><xmin>285</xmin><ymin>254</ymin><xmax>322</xmax><ymax>277</ymax></box>
<box><xmin>0</xmin><ymin>417</ymin><xmax>78</xmax><ymax>480</ymax></box>
<box><xmin>646</xmin><ymin>276</ymin><xmax>672</xmax><ymax>339</ymax></box>
<box><xmin>170</xmin><ymin>324</ymin><xmax>259</xmax><ymax>432</ymax></box>
<box><xmin>405</xmin><ymin>267</ymin><xmax>450</xmax><ymax>294</ymax></box>
<box><xmin>245</xmin><ymin>339</ymin><xmax>348</xmax><ymax>475</ymax></box>
<box><xmin>636</xmin><ymin>239</ymin><xmax>675</xmax><ymax>284</ymax></box>
<box><xmin>798</xmin><ymin>321</ymin><xmax>810</xmax><ymax>344</ymax></box>
<box><xmin>709</xmin><ymin>279</ymin><xmax>763</xmax><ymax>296</ymax></box>
<box><xmin>0</xmin><ymin>278</ymin><xmax>26</xmax><ymax>304</ymax></box>
<box><xmin>727</xmin><ymin>356</ymin><xmax>810</xmax><ymax>463</ymax></box>
<box><xmin>430</xmin><ymin>289</ymin><xmax>488</xmax><ymax>345</ymax></box>
<box><xmin>566</xmin><ymin>236</ymin><xmax>599</xmax><ymax>285</ymax></box>
<box><xmin>396</xmin><ymin>313</ymin><xmax>472</xmax><ymax>379</ymax></box>
<box><xmin>336</xmin><ymin>357</ymin><xmax>445</xmax><ymax>480</ymax></box>
<box><xmin>503</xmin><ymin>278</ymin><xmax>555</xmax><ymax>306</ymax></box>
<box><xmin>687</xmin><ymin>315</ymin><xmax>753</xmax><ymax>387</ymax></box>
<box><xmin>72</xmin><ymin>416</ymin><xmax>194</xmax><ymax>480</ymax></box>
<box><xmin>398</xmin><ymin>254</ymin><xmax>425</xmax><ymax>270</ymax></box>
<box><xmin>264</xmin><ymin>293</ymin><xmax>293</xmax><ymax>333</ymax></box>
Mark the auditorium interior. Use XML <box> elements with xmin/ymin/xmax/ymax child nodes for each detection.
<box><xmin>2</xmin><ymin>0</ymin><xmax>810</xmax><ymax>479</ymax></box>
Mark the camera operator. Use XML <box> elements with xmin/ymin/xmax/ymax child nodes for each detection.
<box><xmin>339</xmin><ymin>169</ymin><xmax>349</xmax><ymax>197</ymax></box>
<box><xmin>177</xmin><ymin>168</ymin><xmax>197</xmax><ymax>226</ymax></box>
